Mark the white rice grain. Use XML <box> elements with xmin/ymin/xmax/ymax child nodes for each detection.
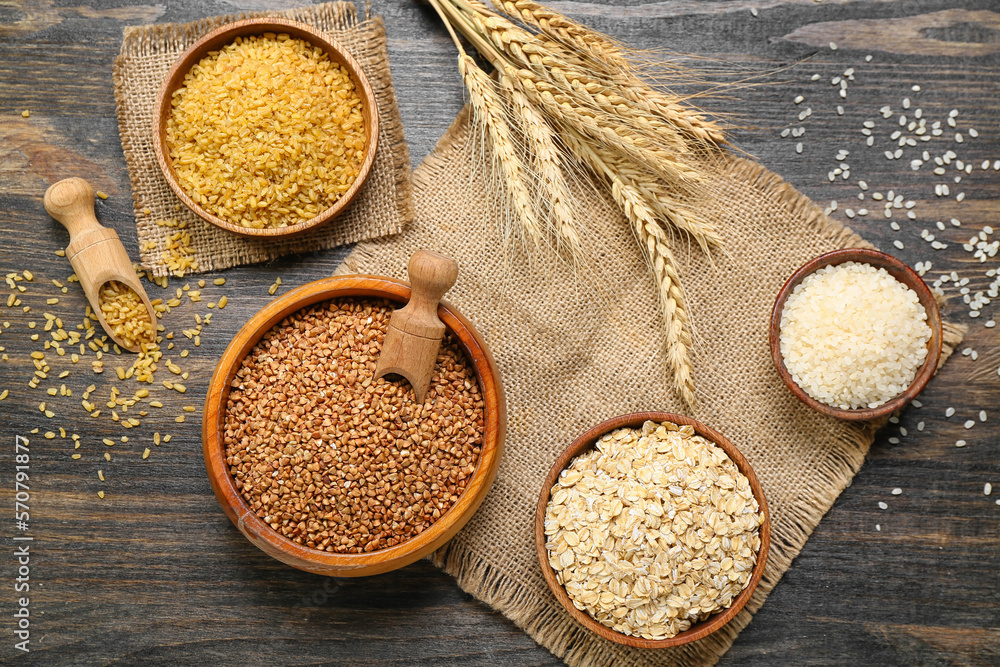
<box><xmin>779</xmin><ymin>262</ymin><xmax>932</xmax><ymax>409</ymax></box>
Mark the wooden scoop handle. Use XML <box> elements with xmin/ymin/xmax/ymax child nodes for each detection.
<box><xmin>44</xmin><ymin>177</ymin><xmax>103</xmax><ymax>241</ymax></box>
<box><xmin>394</xmin><ymin>249</ymin><xmax>459</xmax><ymax>339</ymax></box>
<box><xmin>374</xmin><ymin>250</ymin><xmax>459</xmax><ymax>402</ymax></box>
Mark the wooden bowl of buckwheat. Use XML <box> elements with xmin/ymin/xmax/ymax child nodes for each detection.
<box><xmin>535</xmin><ymin>412</ymin><xmax>770</xmax><ymax>648</ymax></box>
<box><xmin>203</xmin><ymin>275</ymin><xmax>505</xmax><ymax>577</ymax></box>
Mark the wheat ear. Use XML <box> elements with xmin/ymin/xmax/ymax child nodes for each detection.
<box><xmin>490</xmin><ymin>0</ymin><xmax>630</xmax><ymax>71</ymax></box>
<box><xmin>614</xmin><ymin>178</ymin><xmax>697</xmax><ymax>407</ymax></box>
<box><xmin>519</xmin><ymin>79</ymin><xmax>702</xmax><ymax>186</ymax></box>
<box><xmin>475</xmin><ymin>2</ymin><xmax>724</xmax><ymax>149</ymax></box>
<box><xmin>618</xmin><ymin>82</ymin><xmax>726</xmax><ymax>147</ymax></box>
<box><xmin>459</xmin><ymin>55</ymin><xmax>543</xmax><ymax>250</ymax></box>
<box><xmin>611</xmin><ymin>158</ymin><xmax>725</xmax><ymax>253</ymax></box>
<box><xmin>498</xmin><ymin>73</ymin><xmax>582</xmax><ymax>262</ymax></box>
<box><xmin>471</xmin><ymin>13</ymin><xmax>697</xmax><ymax>156</ymax></box>
<box><xmin>564</xmin><ymin>132</ymin><xmax>723</xmax><ymax>253</ymax></box>
<box><xmin>563</xmin><ymin>131</ymin><xmax>697</xmax><ymax>406</ymax></box>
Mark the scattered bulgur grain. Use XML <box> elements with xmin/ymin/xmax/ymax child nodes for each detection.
<box><xmin>142</xmin><ymin>448</ymin><xmax>150</xmax><ymax>460</ymax></box>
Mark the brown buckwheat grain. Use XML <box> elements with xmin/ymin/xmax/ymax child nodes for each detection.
<box><xmin>223</xmin><ymin>299</ymin><xmax>485</xmax><ymax>553</ymax></box>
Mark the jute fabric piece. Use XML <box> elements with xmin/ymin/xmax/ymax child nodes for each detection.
<box><xmin>112</xmin><ymin>2</ymin><xmax>413</xmax><ymax>277</ymax></box>
<box><xmin>340</xmin><ymin>108</ymin><xmax>965</xmax><ymax>667</ymax></box>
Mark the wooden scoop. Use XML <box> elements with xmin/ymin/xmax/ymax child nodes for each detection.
<box><xmin>375</xmin><ymin>249</ymin><xmax>459</xmax><ymax>403</ymax></box>
<box><xmin>43</xmin><ymin>178</ymin><xmax>157</xmax><ymax>353</ymax></box>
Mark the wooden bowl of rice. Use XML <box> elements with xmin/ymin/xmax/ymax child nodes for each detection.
<box><xmin>769</xmin><ymin>248</ymin><xmax>943</xmax><ymax>421</ymax></box>
<box><xmin>153</xmin><ymin>18</ymin><xmax>379</xmax><ymax>238</ymax></box>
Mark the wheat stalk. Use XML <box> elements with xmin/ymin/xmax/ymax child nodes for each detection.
<box><xmin>617</xmin><ymin>83</ymin><xmax>726</xmax><ymax>147</ymax></box>
<box><xmin>562</xmin><ymin>130</ymin><xmax>697</xmax><ymax>405</ymax></box>
<box><xmin>562</xmin><ymin>131</ymin><xmax>722</xmax><ymax>253</ymax></box>
<box><xmin>468</xmin><ymin>6</ymin><xmax>718</xmax><ymax>157</ymax></box>
<box><xmin>605</xmin><ymin>152</ymin><xmax>724</xmax><ymax>253</ymax></box>
<box><xmin>471</xmin><ymin>11</ymin><xmax>701</xmax><ymax>157</ymax></box>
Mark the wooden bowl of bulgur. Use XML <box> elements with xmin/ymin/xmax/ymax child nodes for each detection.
<box><xmin>535</xmin><ymin>412</ymin><xmax>770</xmax><ymax>648</ymax></box>
<box><xmin>202</xmin><ymin>275</ymin><xmax>506</xmax><ymax>577</ymax></box>
<box><xmin>153</xmin><ymin>18</ymin><xmax>379</xmax><ymax>238</ymax></box>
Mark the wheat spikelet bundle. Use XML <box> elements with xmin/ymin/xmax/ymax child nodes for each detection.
<box><xmin>428</xmin><ymin>0</ymin><xmax>726</xmax><ymax>407</ymax></box>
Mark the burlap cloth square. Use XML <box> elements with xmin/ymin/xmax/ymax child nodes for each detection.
<box><xmin>112</xmin><ymin>2</ymin><xmax>412</xmax><ymax>277</ymax></box>
<box><xmin>338</xmin><ymin>108</ymin><xmax>965</xmax><ymax>666</ymax></box>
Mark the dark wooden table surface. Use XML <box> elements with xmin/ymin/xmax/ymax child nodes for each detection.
<box><xmin>2</xmin><ymin>0</ymin><xmax>998</xmax><ymax>664</ymax></box>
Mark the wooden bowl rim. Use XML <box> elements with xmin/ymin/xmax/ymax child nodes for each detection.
<box><xmin>202</xmin><ymin>275</ymin><xmax>506</xmax><ymax>575</ymax></box>
<box><xmin>768</xmin><ymin>248</ymin><xmax>943</xmax><ymax>421</ymax></box>
<box><xmin>152</xmin><ymin>17</ymin><xmax>380</xmax><ymax>238</ymax></box>
<box><xmin>534</xmin><ymin>411</ymin><xmax>771</xmax><ymax>649</ymax></box>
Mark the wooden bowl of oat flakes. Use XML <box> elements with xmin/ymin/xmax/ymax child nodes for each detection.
<box><xmin>153</xmin><ymin>18</ymin><xmax>379</xmax><ymax>238</ymax></box>
<box><xmin>535</xmin><ymin>412</ymin><xmax>770</xmax><ymax>648</ymax></box>
<box><xmin>203</xmin><ymin>275</ymin><xmax>505</xmax><ymax>577</ymax></box>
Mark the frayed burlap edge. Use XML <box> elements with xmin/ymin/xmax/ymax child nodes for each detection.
<box><xmin>112</xmin><ymin>2</ymin><xmax>413</xmax><ymax>276</ymax></box>
<box><xmin>358</xmin><ymin>111</ymin><xmax>968</xmax><ymax>667</ymax></box>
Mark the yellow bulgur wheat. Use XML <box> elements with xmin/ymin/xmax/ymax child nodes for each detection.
<box><xmin>165</xmin><ymin>34</ymin><xmax>367</xmax><ymax>229</ymax></box>
<box><xmin>97</xmin><ymin>281</ymin><xmax>154</xmax><ymax>350</ymax></box>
